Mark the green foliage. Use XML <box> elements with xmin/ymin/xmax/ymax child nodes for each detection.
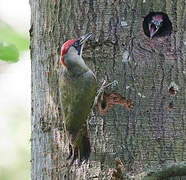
<box><xmin>0</xmin><ymin>20</ymin><xmax>29</xmax><ymax>62</ymax></box>
<box><xmin>0</xmin><ymin>42</ymin><xmax>19</xmax><ymax>62</ymax></box>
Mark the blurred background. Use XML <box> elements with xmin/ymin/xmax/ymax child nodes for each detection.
<box><xmin>0</xmin><ymin>0</ymin><xmax>31</xmax><ymax>179</ymax></box>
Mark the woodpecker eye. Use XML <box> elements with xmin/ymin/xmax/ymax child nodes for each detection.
<box><xmin>152</xmin><ymin>19</ymin><xmax>162</xmax><ymax>27</ymax></box>
<box><xmin>73</xmin><ymin>40</ymin><xmax>80</xmax><ymax>47</ymax></box>
<box><xmin>72</xmin><ymin>40</ymin><xmax>81</xmax><ymax>55</ymax></box>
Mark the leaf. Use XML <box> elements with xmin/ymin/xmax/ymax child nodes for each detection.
<box><xmin>0</xmin><ymin>42</ymin><xmax>19</xmax><ymax>62</ymax></box>
<box><xmin>0</xmin><ymin>20</ymin><xmax>29</xmax><ymax>51</ymax></box>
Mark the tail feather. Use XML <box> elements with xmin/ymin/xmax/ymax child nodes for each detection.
<box><xmin>74</xmin><ymin>127</ymin><xmax>91</xmax><ymax>162</ymax></box>
<box><xmin>79</xmin><ymin>134</ymin><xmax>91</xmax><ymax>160</ymax></box>
<box><xmin>68</xmin><ymin>126</ymin><xmax>91</xmax><ymax>163</ymax></box>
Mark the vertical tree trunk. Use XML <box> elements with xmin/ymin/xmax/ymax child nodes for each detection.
<box><xmin>30</xmin><ymin>0</ymin><xmax>186</xmax><ymax>179</ymax></box>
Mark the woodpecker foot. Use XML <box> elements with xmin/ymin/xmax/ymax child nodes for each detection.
<box><xmin>67</xmin><ymin>152</ymin><xmax>77</xmax><ymax>166</ymax></box>
<box><xmin>66</xmin><ymin>144</ymin><xmax>77</xmax><ymax>166</ymax></box>
<box><xmin>94</xmin><ymin>79</ymin><xmax>134</xmax><ymax>115</ymax></box>
<box><xmin>66</xmin><ymin>144</ymin><xmax>73</xmax><ymax>160</ymax></box>
<box><xmin>77</xmin><ymin>149</ymin><xmax>89</xmax><ymax>166</ymax></box>
<box><xmin>94</xmin><ymin>79</ymin><xmax>118</xmax><ymax>106</ymax></box>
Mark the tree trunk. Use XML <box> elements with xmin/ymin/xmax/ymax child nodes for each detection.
<box><xmin>30</xmin><ymin>0</ymin><xmax>186</xmax><ymax>179</ymax></box>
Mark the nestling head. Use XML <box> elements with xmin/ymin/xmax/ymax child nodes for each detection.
<box><xmin>149</xmin><ymin>14</ymin><xmax>163</xmax><ymax>39</ymax></box>
<box><xmin>143</xmin><ymin>12</ymin><xmax>172</xmax><ymax>39</ymax></box>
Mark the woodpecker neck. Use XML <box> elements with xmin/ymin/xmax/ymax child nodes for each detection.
<box><xmin>63</xmin><ymin>53</ymin><xmax>89</xmax><ymax>76</ymax></box>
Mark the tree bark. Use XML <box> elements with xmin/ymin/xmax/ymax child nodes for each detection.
<box><xmin>129</xmin><ymin>161</ymin><xmax>186</xmax><ymax>180</ymax></box>
<box><xmin>30</xmin><ymin>0</ymin><xmax>186</xmax><ymax>179</ymax></box>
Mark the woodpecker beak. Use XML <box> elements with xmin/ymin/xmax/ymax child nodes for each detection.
<box><xmin>78</xmin><ymin>33</ymin><xmax>92</xmax><ymax>57</ymax></box>
<box><xmin>149</xmin><ymin>22</ymin><xmax>159</xmax><ymax>39</ymax></box>
<box><xmin>79</xmin><ymin>33</ymin><xmax>92</xmax><ymax>45</ymax></box>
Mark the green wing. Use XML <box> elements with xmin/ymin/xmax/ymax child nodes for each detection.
<box><xmin>60</xmin><ymin>70</ymin><xmax>97</xmax><ymax>141</ymax></box>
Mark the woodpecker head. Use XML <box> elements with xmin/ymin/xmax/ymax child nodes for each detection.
<box><xmin>149</xmin><ymin>15</ymin><xmax>163</xmax><ymax>39</ymax></box>
<box><xmin>61</xmin><ymin>33</ymin><xmax>92</xmax><ymax>68</ymax></box>
<box><xmin>143</xmin><ymin>12</ymin><xmax>172</xmax><ymax>39</ymax></box>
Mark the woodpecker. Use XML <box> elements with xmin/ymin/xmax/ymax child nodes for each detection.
<box><xmin>143</xmin><ymin>12</ymin><xmax>172</xmax><ymax>39</ymax></box>
<box><xmin>59</xmin><ymin>33</ymin><xmax>97</xmax><ymax>164</ymax></box>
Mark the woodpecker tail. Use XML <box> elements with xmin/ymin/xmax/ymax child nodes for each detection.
<box><xmin>73</xmin><ymin>127</ymin><xmax>91</xmax><ymax>162</ymax></box>
<box><xmin>79</xmin><ymin>133</ymin><xmax>91</xmax><ymax>160</ymax></box>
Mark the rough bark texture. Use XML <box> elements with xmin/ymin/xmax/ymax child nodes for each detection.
<box><xmin>30</xmin><ymin>0</ymin><xmax>186</xmax><ymax>179</ymax></box>
<box><xmin>129</xmin><ymin>161</ymin><xmax>186</xmax><ymax>180</ymax></box>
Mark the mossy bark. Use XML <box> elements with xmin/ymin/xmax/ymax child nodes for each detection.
<box><xmin>30</xmin><ymin>0</ymin><xmax>186</xmax><ymax>179</ymax></box>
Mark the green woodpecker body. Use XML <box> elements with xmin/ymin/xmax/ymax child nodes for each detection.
<box><xmin>59</xmin><ymin>33</ymin><xmax>97</xmax><ymax>163</ymax></box>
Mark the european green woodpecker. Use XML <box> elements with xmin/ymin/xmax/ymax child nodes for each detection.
<box><xmin>59</xmin><ymin>33</ymin><xmax>97</xmax><ymax>164</ymax></box>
